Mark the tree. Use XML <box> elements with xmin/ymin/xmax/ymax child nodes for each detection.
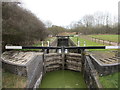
<box><xmin>82</xmin><ymin>15</ymin><xmax>94</xmax><ymax>27</ymax></box>
<box><xmin>48</xmin><ymin>25</ymin><xmax>66</xmax><ymax>36</ymax></box>
<box><xmin>68</xmin><ymin>12</ymin><xmax>118</xmax><ymax>35</ymax></box>
<box><xmin>2</xmin><ymin>2</ymin><xmax>48</xmax><ymax>51</ymax></box>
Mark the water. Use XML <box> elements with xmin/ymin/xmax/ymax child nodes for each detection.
<box><xmin>40</xmin><ymin>70</ymin><xmax>87</xmax><ymax>88</ymax></box>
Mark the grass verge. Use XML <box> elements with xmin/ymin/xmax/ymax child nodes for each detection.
<box><xmin>2</xmin><ymin>70</ymin><xmax>27</xmax><ymax>88</ymax></box>
<box><xmin>99</xmin><ymin>72</ymin><xmax>120</xmax><ymax>88</ymax></box>
<box><xmin>89</xmin><ymin>35</ymin><xmax>119</xmax><ymax>43</ymax></box>
<box><xmin>70</xmin><ymin>36</ymin><xmax>109</xmax><ymax>51</ymax></box>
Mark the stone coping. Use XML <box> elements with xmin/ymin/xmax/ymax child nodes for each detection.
<box><xmin>90</xmin><ymin>54</ymin><xmax>120</xmax><ymax>66</ymax></box>
<box><xmin>1</xmin><ymin>51</ymin><xmax>43</xmax><ymax>66</ymax></box>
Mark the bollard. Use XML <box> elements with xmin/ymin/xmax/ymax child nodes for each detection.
<box><xmin>84</xmin><ymin>41</ymin><xmax>86</xmax><ymax>46</ymax></box>
<box><xmin>78</xmin><ymin>41</ymin><xmax>80</xmax><ymax>46</ymax></box>
<box><xmin>65</xmin><ymin>49</ymin><xmax>68</xmax><ymax>53</ymax></box>
<box><xmin>58</xmin><ymin>49</ymin><xmax>62</xmax><ymax>53</ymax></box>
<box><xmin>42</xmin><ymin>41</ymin><xmax>43</xmax><ymax>47</ymax></box>
<box><xmin>47</xmin><ymin>41</ymin><xmax>50</xmax><ymax>47</ymax></box>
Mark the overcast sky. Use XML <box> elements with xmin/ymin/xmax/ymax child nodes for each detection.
<box><xmin>21</xmin><ymin>0</ymin><xmax>119</xmax><ymax>27</ymax></box>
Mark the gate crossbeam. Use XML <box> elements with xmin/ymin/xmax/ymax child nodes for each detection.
<box><xmin>5</xmin><ymin>46</ymin><xmax>120</xmax><ymax>50</ymax></box>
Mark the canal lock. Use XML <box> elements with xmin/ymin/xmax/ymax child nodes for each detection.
<box><xmin>34</xmin><ymin>36</ymin><xmax>102</xmax><ymax>89</ymax></box>
<box><xmin>2</xmin><ymin>36</ymin><xmax>105</xmax><ymax>89</ymax></box>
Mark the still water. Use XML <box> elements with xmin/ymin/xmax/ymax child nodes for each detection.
<box><xmin>40</xmin><ymin>70</ymin><xmax>87</xmax><ymax>88</ymax></box>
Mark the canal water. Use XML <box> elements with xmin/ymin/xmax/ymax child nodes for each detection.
<box><xmin>40</xmin><ymin>70</ymin><xmax>87</xmax><ymax>88</ymax></box>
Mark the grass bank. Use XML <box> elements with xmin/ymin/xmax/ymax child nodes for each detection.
<box><xmin>99</xmin><ymin>72</ymin><xmax>120</xmax><ymax>88</ymax></box>
<box><xmin>70</xmin><ymin>36</ymin><xmax>108</xmax><ymax>51</ymax></box>
<box><xmin>2</xmin><ymin>70</ymin><xmax>27</xmax><ymax>88</ymax></box>
<box><xmin>89</xmin><ymin>35</ymin><xmax>119</xmax><ymax>42</ymax></box>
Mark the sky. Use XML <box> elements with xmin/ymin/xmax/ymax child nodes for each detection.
<box><xmin>21</xmin><ymin>0</ymin><xmax>119</xmax><ymax>27</ymax></box>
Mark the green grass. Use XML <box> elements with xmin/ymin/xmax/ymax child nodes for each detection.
<box><xmin>71</xmin><ymin>36</ymin><xmax>103</xmax><ymax>46</ymax></box>
<box><xmin>70</xmin><ymin>36</ymin><xmax>107</xmax><ymax>51</ymax></box>
<box><xmin>99</xmin><ymin>72</ymin><xmax>120</xmax><ymax>88</ymax></box>
<box><xmin>89</xmin><ymin>35</ymin><xmax>119</xmax><ymax>42</ymax></box>
<box><xmin>70</xmin><ymin>36</ymin><xmax>118</xmax><ymax>51</ymax></box>
<box><xmin>2</xmin><ymin>70</ymin><xmax>27</xmax><ymax>88</ymax></box>
<box><xmin>40</xmin><ymin>70</ymin><xmax>87</xmax><ymax>88</ymax></box>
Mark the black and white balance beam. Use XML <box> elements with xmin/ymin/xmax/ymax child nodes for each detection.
<box><xmin>5</xmin><ymin>46</ymin><xmax>120</xmax><ymax>50</ymax></box>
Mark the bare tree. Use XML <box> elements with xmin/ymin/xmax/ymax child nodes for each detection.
<box><xmin>94</xmin><ymin>12</ymin><xmax>105</xmax><ymax>27</ymax></box>
<box><xmin>68</xmin><ymin>11</ymin><xmax>118</xmax><ymax>35</ymax></box>
<box><xmin>82</xmin><ymin>15</ymin><xmax>94</xmax><ymax>27</ymax></box>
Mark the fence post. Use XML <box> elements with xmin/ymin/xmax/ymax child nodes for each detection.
<box><xmin>109</xmin><ymin>41</ymin><xmax>111</xmax><ymax>45</ymax></box>
<box><xmin>99</xmin><ymin>39</ymin><xmax>100</xmax><ymax>43</ymax></box>
<box><xmin>94</xmin><ymin>38</ymin><xmax>96</xmax><ymax>42</ymax></box>
<box><xmin>103</xmin><ymin>40</ymin><xmax>104</xmax><ymax>45</ymax></box>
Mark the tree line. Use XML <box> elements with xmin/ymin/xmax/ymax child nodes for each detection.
<box><xmin>2</xmin><ymin>2</ymin><xmax>48</xmax><ymax>51</ymax></box>
<box><xmin>68</xmin><ymin>12</ymin><xmax>118</xmax><ymax>35</ymax></box>
<box><xmin>46</xmin><ymin>12</ymin><xmax>118</xmax><ymax>35</ymax></box>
